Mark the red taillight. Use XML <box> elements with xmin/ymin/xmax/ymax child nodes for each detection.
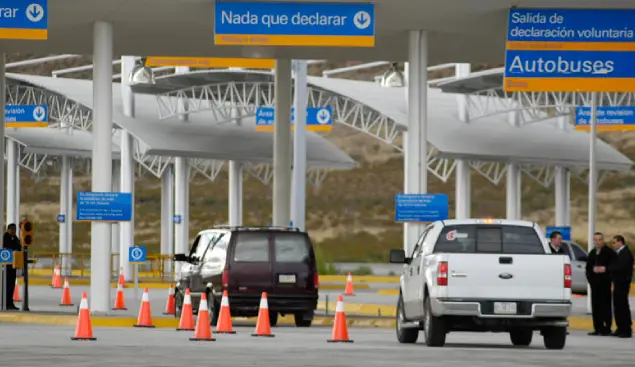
<box><xmin>222</xmin><ymin>269</ymin><xmax>229</xmax><ymax>288</ymax></box>
<box><xmin>564</xmin><ymin>264</ymin><xmax>572</xmax><ymax>289</ymax></box>
<box><xmin>437</xmin><ymin>261</ymin><xmax>448</xmax><ymax>286</ymax></box>
<box><xmin>314</xmin><ymin>272</ymin><xmax>319</xmax><ymax>289</ymax></box>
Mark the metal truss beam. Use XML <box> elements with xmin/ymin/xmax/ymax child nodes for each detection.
<box><xmin>189</xmin><ymin>159</ymin><xmax>225</xmax><ymax>182</ymax></box>
<box><xmin>520</xmin><ymin>164</ymin><xmax>555</xmax><ymax>188</ymax></box>
<box><xmin>470</xmin><ymin>161</ymin><xmax>507</xmax><ymax>186</ymax></box>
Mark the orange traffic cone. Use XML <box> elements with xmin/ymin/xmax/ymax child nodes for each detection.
<box><xmin>163</xmin><ymin>284</ymin><xmax>176</xmax><ymax>315</ymax></box>
<box><xmin>215</xmin><ymin>290</ymin><xmax>235</xmax><ymax>334</ymax></box>
<box><xmin>189</xmin><ymin>293</ymin><xmax>215</xmax><ymax>341</ymax></box>
<box><xmin>177</xmin><ymin>289</ymin><xmax>195</xmax><ymax>331</ymax></box>
<box><xmin>133</xmin><ymin>288</ymin><xmax>155</xmax><ymax>328</ymax></box>
<box><xmin>51</xmin><ymin>265</ymin><xmax>62</xmax><ymax>289</ymax></box>
<box><xmin>71</xmin><ymin>292</ymin><xmax>96</xmax><ymax>341</ymax></box>
<box><xmin>327</xmin><ymin>294</ymin><xmax>353</xmax><ymax>343</ymax></box>
<box><xmin>60</xmin><ymin>277</ymin><xmax>75</xmax><ymax>306</ymax></box>
<box><xmin>118</xmin><ymin>266</ymin><xmax>126</xmax><ymax>288</ymax></box>
<box><xmin>13</xmin><ymin>279</ymin><xmax>21</xmax><ymax>302</ymax></box>
<box><xmin>112</xmin><ymin>283</ymin><xmax>127</xmax><ymax>311</ymax></box>
<box><xmin>344</xmin><ymin>272</ymin><xmax>355</xmax><ymax>296</ymax></box>
<box><xmin>251</xmin><ymin>292</ymin><xmax>274</xmax><ymax>337</ymax></box>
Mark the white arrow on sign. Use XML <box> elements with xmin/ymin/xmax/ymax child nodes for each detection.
<box><xmin>353</xmin><ymin>11</ymin><xmax>371</xmax><ymax>30</ymax></box>
<box><xmin>0</xmin><ymin>250</ymin><xmax>11</xmax><ymax>261</ymax></box>
<box><xmin>33</xmin><ymin>106</ymin><xmax>46</xmax><ymax>122</ymax></box>
<box><xmin>130</xmin><ymin>247</ymin><xmax>144</xmax><ymax>261</ymax></box>
<box><xmin>316</xmin><ymin>108</ymin><xmax>331</xmax><ymax>125</ymax></box>
<box><xmin>26</xmin><ymin>4</ymin><xmax>44</xmax><ymax>22</ymax></box>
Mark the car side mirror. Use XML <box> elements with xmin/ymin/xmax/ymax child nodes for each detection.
<box><xmin>173</xmin><ymin>253</ymin><xmax>189</xmax><ymax>262</ymax></box>
<box><xmin>389</xmin><ymin>249</ymin><xmax>408</xmax><ymax>264</ymax></box>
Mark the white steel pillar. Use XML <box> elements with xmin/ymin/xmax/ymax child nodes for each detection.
<box><xmin>90</xmin><ymin>21</ymin><xmax>114</xmax><ymax>314</ymax></box>
<box><xmin>160</xmin><ymin>165</ymin><xmax>174</xmax><ymax>274</ymax></box>
<box><xmin>15</xmin><ymin>162</ymin><xmax>20</xmax><ymax>224</ymax></box>
<box><xmin>454</xmin><ymin>63</ymin><xmax>471</xmax><ymax>220</ymax></box>
<box><xmin>111</xmin><ymin>160</ymin><xmax>121</xmax><ymax>272</ymax></box>
<box><xmin>6</xmin><ymin>139</ymin><xmax>17</xmax><ymax>225</ymax></box>
<box><xmin>404</xmin><ymin>30</ymin><xmax>428</xmax><ymax>256</ymax></box>
<box><xmin>228</xmin><ymin>109</ymin><xmax>243</xmax><ymax>226</ymax></box>
<box><xmin>555</xmin><ymin>116</ymin><xmax>570</xmax><ymax>226</ymax></box>
<box><xmin>273</xmin><ymin>59</ymin><xmax>292</xmax><ymax>227</ymax></box>
<box><xmin>119</xmin><ymin>56</ymin><xmax>136</xmax><ymax>281</ymax></box>
<box><xmin>0</xmin><ymin>54</ymin><xmax>5</xmax><ymax>302</ymax></box>
<box><xmin>506</xmin><ymin>108</ymin><xmax>522</xmax><ymax>220</ymax></box>
<box><xmin>291</xmin><ymin>60</ymin><xmax>308</xmax><ymax>231</ymax></box>
<box><xmin>59</xmin><ymin>155</ymin><xmax>70</xmax><ymax>276</ymax></box>
<box><xmin>174</xmin><ymin>66</ymin><xmax>190</xmax><ymax>278</ymax></box>
<box><xmin>66</xmin><ymin>162</ymin><xmax>73</xmax><ymax>273</ymax></box>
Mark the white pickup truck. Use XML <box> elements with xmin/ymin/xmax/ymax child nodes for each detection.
<box><xmin>390</xmin><ymin>219</ymin><xmax>572</xmax><ymax>349</ymax></box>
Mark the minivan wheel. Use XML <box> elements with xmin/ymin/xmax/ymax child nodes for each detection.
<box><xmin>207</xmin><ymin>293</ymin><xmax>220</xmax><ymax>326</ymax></box>
<box><xmin>396</xmin><ymin>294</ymin><xmax>418</xmax><ymax>344</ymax></box>
<box><xmin>174</xmin><ymin>290</ymin><xmax>184</xmax><ymax>319</ymax></box>
<box><xmin>269</xmin><ymin>311</ymin><xmax>279</xmax><ymax>327</ymax></box>
<box><xmin>294</xmin><ymin>312</ymin><xmax>313</xmax><ymax>327</ymax></box>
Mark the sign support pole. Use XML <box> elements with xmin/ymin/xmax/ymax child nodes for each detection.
<box><xmin>134</xmin><ymin>264</ymin><xmax>139</xmax><ymax>301</ymax></box>
<box><xmin>586</xmin><ymin>91</ymin><xmax>598</xmax><ymax>314</ymax></box>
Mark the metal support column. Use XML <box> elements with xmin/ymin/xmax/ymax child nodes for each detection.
<box><xmin>228</xmin><ymin>109</ymin><xmax>243</xmax><ymax>226</ymax></box>
<box><xmin>273</xmin><ymin>59</ymin><xmax>292</xmax><ymax>227</ymax></box>
<box><xmin>555</xmin><ymin>116</ymin><xmax>570</xmax><ymax>226</ymax></box>
<box><xmin>90</xmin><ymin>21</ymin><xmax>114</xmax><ymax>314</ymax></box>
<box><xmin>587</xmin><ymin>92</ymin><xmax>598</xmax><ymax>313</ymax></box>
<box><xmin>0</xmin><ymin>53</ymin><xmax>5</xmax><ymax>311</ymax></box>
<box><xmin>6</xmin><ymin>140</ymin><xmax>17</xmax><ymax>225</ymax></box>
<box><xmin>59</xmin><ymin>156</ymin><xmax>70</xmax><ymax>276</ymax></box>
<box><xmin>174</xmin><ymin>66</ymin><xmax>190</xmax><ymax>279</ymax></box>
<box><xmin>454</xmin><ymin>63</ymin><xmax>471</xmax><ymax>220</ymax></box>
<box><xmin>506</xmin><ymin>107</ymin><xmax>521</xmax><ymax>220</ymax></box>
<box><xmin>291</xmin><ymin>60</ymin><xmax>308</xmax><ymax>231</ymax></box>
<box><xmin>160</xmin><ymin>165</ymin><xmax>174</xmax><ymax>275</ymax></box>
<box><xmin>111</xmin><ymin>160</ymin><xmax>121</xmax><ymax>272</ymax></box>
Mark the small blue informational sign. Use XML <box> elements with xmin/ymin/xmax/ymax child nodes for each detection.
<box><xmin>575</xmin><ymin>106</ymin><xmax>635</xmax><ymax>131</ymax></box>
<box><xmin>504</xmin><ymin>8</ymin><xmax>635</xmax><ymax>92</ymax></box>
<box><xmin>5</xmin><ymin>104</ymin><xmax>48</xmax><ymax>127</ymax></box>
<box><xmin>395</xmin><ymin>194</ymin><xmax>449</xmax><ymax>223</ymax></box>
<box><xmin>76</xmin><ymin>192</ymin><xmax>133</xmax><ymax>221</ymax></box>
<box><xmin>255</xmin><ymin>106</ymin><xmax>333</xmax><ymax>131</ymax></box>
<box><xmin>546</xmin><ymin>226</ymin><xmax>572</xmax><ymax>241</ymax></box>
<box><xmin>129</xmin><ymin>246</ymin><xmax>147</xmax><ymax>264</ymax></box>
<box><xmin>56</xmin><ymin>214</ymin><xmax>65</xmax><ymax>223</ymax></box>
<box><xmin>214</xmin><ymin>1</ymin><xmax>375</xmax><ymax>47</ymax></box>
<box><xmin>173</xmin><ymin>215</ymin><xmax>182</xmax><ymax>224</ymax></box>
<box><xmin>0</xmin><ymin>249</ymin><xmax>14</xmax><ymax>265</ymax></box>
<box><xmin>0</xmin><ymin>0</ymin><xmax>48</xmax><ymax>40</ymax></box>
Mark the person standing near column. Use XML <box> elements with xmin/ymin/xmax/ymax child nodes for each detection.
<box><xmin>2</xmin><ymin>224</ymin><xmax>21</xmax><ymax>310</ymax></box>
<box><xmin>586</xmin><ymin>232</ymin><xmax>615</xmax><ymax>336</ymax></box>
<box><xmin>603</xmin><ymin>235</ymin><xmax>633</xmax><ymax>338</ymax></box>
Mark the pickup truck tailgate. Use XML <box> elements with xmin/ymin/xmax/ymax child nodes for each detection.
<box><xmin>445</xmin><ymin>254</ymin><xmax>567</xmax><ymax>300</ymax></box>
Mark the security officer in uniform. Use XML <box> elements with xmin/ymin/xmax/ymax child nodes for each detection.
<box><xmin>586</xmin><ymin>232</ymin><xmax>616</xmax><ymax>336</ymax></box>
<box><xmin>3</xmin><ymin>224</ymin><xmax>21</xmax><ymax>310</ymax></box>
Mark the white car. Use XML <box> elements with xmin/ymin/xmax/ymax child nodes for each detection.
<box><xmin>548</xmin><ymin>239</ymin><xmax>589</xmax><ymax>294</ymax></box>
<box><xmin>390</xmin><ymin>219</ymin><xmax>572</xmax><ymax>349</ymax></box>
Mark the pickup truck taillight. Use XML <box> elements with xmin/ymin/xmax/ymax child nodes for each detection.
<box><xmin>314</xmin><ymin>272</ymin><xmax>319</xmax><ymax>289</ymax></box>
<box><xmin>222</xmin><ymin>269</ymin><xmax>229</xmax><ymax>289</ymax></box>
<box><xmin>437</xmin><ymin>261</ymin><xmax>448</xmax><ymax>286</ymax></box>
<box><xmin>564</xmin><ymin>264</ymin><xmax>572</xmax><ymax>288</ymax></box>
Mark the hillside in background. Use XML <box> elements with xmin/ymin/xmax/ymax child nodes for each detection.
<box><xmin>8</xmin><ymin>54</ymin><xmax>635</xmax><ymax>262</ymax></box>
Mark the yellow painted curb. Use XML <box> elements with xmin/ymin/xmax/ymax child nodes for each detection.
<box><xmin>319</xmin><ymin>275</ymin><xmax>400</xmax><ymax>283</ymax></box>
<box><xmin>320</xmin><ymin>283</ymin><xmax>370</xmax><ymax>291</ymax></box>
<box><xmin>317</xmin><ymin>301</ymin><xmax>396</xmax><ymax>317</ymax></box>
<box><xmin>27</xmin><ymin>278</ymin><xmax>173</xmax><ymax>289</ymax></box>
<box><xmin>377</xmin><ymin>289</ymin><xmax>399</xmax><ymax>296</ymax></box>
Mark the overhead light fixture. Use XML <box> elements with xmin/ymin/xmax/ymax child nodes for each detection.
<box><xmin>129</xmin><ymin>57</ymin><xmax>155</xmax><ymax>84</ymax></box>
<box><xmin>380</xmin><ymin>62</ymin><xmax>405</xmax><ymax>88</ymax></box>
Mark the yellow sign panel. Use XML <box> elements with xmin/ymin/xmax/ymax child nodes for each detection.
<box><xmin>145</xmin><ymin>57</ymin><xmax>275</xmax><ymax>69</ymax></box>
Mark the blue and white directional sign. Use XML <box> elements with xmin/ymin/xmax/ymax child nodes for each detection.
<box><xmin>395</xmin><ymin>194</ymin><xmax>449</xmax><ymax>223</ymax></box>
<box><xmin>129</xmin><ymin>246</ymin><xmax>147</xmax><ymax>264</ymax></box>
<box><xmin>56</xmin><ymin>214</ymin><xmax>65</xmax><ymax>223</ymax></box>
<box><xmin>0</xmin><ymin>0</ymin><xmax>48</xmax><ymax>40</ymax></box>
<box><xmin>546</xmin><ymin>226</ymin><xmax>571</xmax><ymax>241</ymax></box>
<box><xmin>575</xmin><ymin>106</ymin><xmax>635</xmax><ymax>131</ymax></box>
<box><xmin>255</xmin><ymin>106</ymin><xmax>333</xmax><ymax>131</ymax></box>
<box><xmin>76</xmin><ymin>192</ymin><xmax>133</xmax><ymax>221</ymax></box>
<box><xmin>5</xmin><ymin>104</ymin><xmax>48</xmax><ymax>128</ymax></box>
<box><xmin>0</xmin><ymin>249</ymin><xmax>14</xmax><ymax>265</ymax></box>
<box><xmin>173</xmin><ymin>215</ymin><xmax>182</xmax><ymax>224</ymax></box>
<box><xmin>214</xmin><ymin>1</ymin><xmax>375</xmax><ymax>47</ymax></box>
<box><xmin>504</xmin><ymin>8</ymin><xmax>635</xmax><ymax>92</ymax></box>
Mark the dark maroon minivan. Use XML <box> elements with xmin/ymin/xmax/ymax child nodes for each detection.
<box><xmin>174</xmin><ymin>226</ymin><xmax>319</xmax><ymax>327</ymax></box>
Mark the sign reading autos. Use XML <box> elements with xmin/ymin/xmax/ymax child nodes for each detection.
<box><xmin>504</xmin><ymin>8</ymin><xmax>635</xmax><ymax>92</ymax></box>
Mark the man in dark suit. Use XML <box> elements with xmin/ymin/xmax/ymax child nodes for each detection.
<box><xmin>598</xmin><ymin>235</ymin><xmax>634</xmax><ymax>338</ymax></box>
<box><xmin>2</xmin><ymin>223</ymin><xmax>21</xmax><ymax>310</ymax></box>
<box><xmin>549</xmin><ymin>231</ymin><xmax>567</xmax><ymax>254</ymax></box>
<box><xmin>586</xmin><ymin>232</ymin><xmax>616</xmax><ymax>335</ymax></box>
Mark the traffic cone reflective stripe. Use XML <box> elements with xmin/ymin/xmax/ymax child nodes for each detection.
<box><xmin>177</xmin><ymin>288</ymin><xmax>195</xmax><ymax>331</ymax></box>
<box><xmin>118</xmin><ymin>266</ymin><xmax>126</xmax><ymax>288</ymax></box>
<box><xmin>13</xmin><ymin>279</ymin><xmax>21</xmax><ymax>302</ymax></box>
<box><xmin>133</xmin><ymin>288</ymin><xmax>155</xmax><ymax>328</ymax></box>
<box><xmin>60</xmin><ymin>277</ymin><xmax>75</xmax><ymax>306</ymax></box>
<box><xmin>251</xmin><ymin>292</ymin><xmax>274</xmax><ymax>337</ymax></box>
<box><xmin>112</xmin><ymin>283</ymin><xmax>127</xmax><ymax>310</ymax></box>
<box><xmin>163</xmin><ymin>284</ymin><xmax>176</xmax><ymax>315</ymax></box>
<box><xmin>344</xmin><ymin>273</ymin><xmax>355</xmax><ymax>296</ymax></box>
<box><xmin>71</xmin><ymin>292</ymin><xmax>96</xmax><ymax>341</ymax></box>
<box><xmin>51</xmin><ymin>266</ymin><xmax>62</xmax><ymax>288</ymax></box>
<box><xmin>327</xmin><ymin>294</ymin><xmax>353</xmax><ymax>343</ymax></box>
<box><xmin>189</xmin><ymin>293</ymin><xmax>215</xmax><ymax>341</ymax></box>
<box><xmin>215</xmin><ymin>290</ymin><xmax>236</xmax><ymax>334</ymax></box>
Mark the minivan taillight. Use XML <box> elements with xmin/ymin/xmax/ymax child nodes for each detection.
<box><xmin>437</xmin><ymin>261</ymin><xmax>448</xmax><ymax>286</ymax></box>
<box><xmin>222</xmin><ymin>269</ymin><xmax>229</xmax><ymax>289</ymax></box>
<box><xmin>314</xmin><ymin>272</ymin><xmax>319</xmax><ymax>289</ymax></box>
<box><xmin>564</xmin><ymin>264</ymin><xmax>572</xmax><ymax>289</ymax></box>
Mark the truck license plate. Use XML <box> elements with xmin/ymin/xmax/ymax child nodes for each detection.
<box><xmin>494</xmin><ymin>302</ymin><xmax>517</xmax><ymax>314</ymax></box>
<box><xmin>278</xmin><ymin>274</ymin><xmax>296</xmax><ymax>284</ymax></box>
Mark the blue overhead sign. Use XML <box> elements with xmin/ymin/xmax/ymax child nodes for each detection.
<box><xmin>5</xmin><ymin>105</ymin><xmax>48</xmax><ymax>128</ymax></box>
<box><xmin>129</xmin><ymin>246</ymin><xmax>147</xmax><ymax>264</ymax></box>
<box><xmin>0</xmin><ymin>249</ymin><xmax>13</xmax><ymax>265</ymax></box>
<box><xmin>504</xmin><ymin>8</ymin><xmax>635</xmax><ymax>92</ymax></box>
<box><xmin>395</xmin><ymin>194</ymin><xmax>449</xmax><ymax>223</ymax></box>
<box><xmin>255</xmin><ymin>106</ymin><xmax>333</xmax><ymax>132</ymax></box>
<box><xmin>546</xmin><ymin>226</ymin><xmax>571</xmax><ymax>241</ymax></box>
<box><xmin>575</xmin><ymin>106</ymin><xmax>635</xmax><ymax>132</ymax></box>
<box><xmin>0</xmin><ymin>0</ymin><xmax>48</xmax><ymax>40</ymax></box>
<box><xmin>76</xmin><ymin>192</ymin><xmax>133</xmax><ymax>222</ymax></box>
<box><xmin>214</xmin><ymin>1</ymin><xmax>375</xmax><ymax>47</ymax></box>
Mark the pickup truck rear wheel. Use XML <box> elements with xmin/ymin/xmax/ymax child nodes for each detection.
<box><xmin>396</xmin><ymin>294</ymin><xmax>418</xmax><ymax>344</ymax></box>
<box><xmin>509</xmin><ymin>328</ymin><xmax>533</xmax><ymax>346</ymax></box>
<box><xmin>423</xmin><ymin>297</ymin><xmax>446</xmax><ymax>347</ymax></box>
<box><xmin>542</xmin><ymin>326</ymin><xmax>567</xmax><ymax>350</ymax></box>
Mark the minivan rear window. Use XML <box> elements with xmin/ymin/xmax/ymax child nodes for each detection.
<box><xmin>434</xmin><ymin>225</ymin><xmax>546</xmax><ymax>254</ymax></box>
<box><xmin>233</xmin><ymin>232</ymin><xmax>270</xmax><ymax>262</ymax></box>
<box><xmin>274</xmin><ymin>233</ymin><xmax>310</xmax><ymax>263</ymax></box>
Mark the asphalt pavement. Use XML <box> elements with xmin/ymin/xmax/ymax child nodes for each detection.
<box><xmin>0</xmin><ymin>324</ymin><xmax>633</xmax><ymax>367</ymax></box>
